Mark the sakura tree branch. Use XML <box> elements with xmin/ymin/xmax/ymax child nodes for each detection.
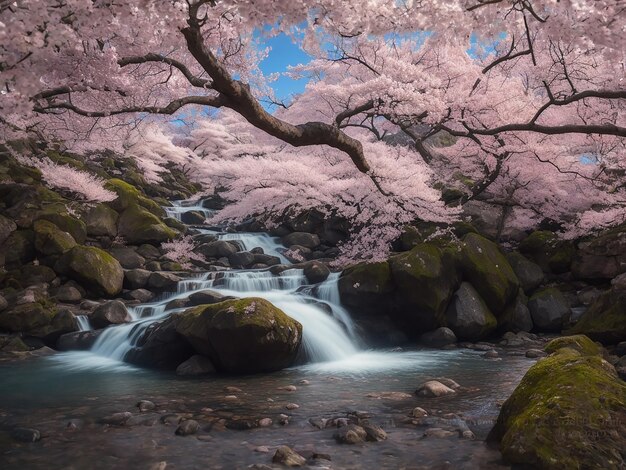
<box><xmin>118</xmin><ymin>53</ymin><xmax>213</xmax><ymax>89</ymax></box>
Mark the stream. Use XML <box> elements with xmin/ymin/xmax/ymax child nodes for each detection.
<box><xmin>0</xmin><ymin>200</ymin><xmax>535</xmax><ymax>469</ymax></box>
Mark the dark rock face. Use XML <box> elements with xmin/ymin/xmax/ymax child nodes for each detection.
<box><xmin>445</xmin><ymin>282</ymin><xmax>497</xmax><ymax>341</ymax></box>
<box><xmin>572</xmin><ymin>226</ymin><xmax>626</xmax><ymax>280</ymax></box>
<box><xmin>195</xmin><ymin>240</ymin><xmax>238</xmax><ymax>258</ymax></box>
<box><xmin>174</xmin><ymin>298</ymin><xmax>302</xmax><ymax>373</ymax></box>
<box><xmin>109</xmin><ymin>246</ymin><xmax>145</xmax><ymax>269</ymax></box>
<box><xmin>419</xmin><ymin>327</ymin><xmax>457</xmax><ymax>347</ymax></box>
<box><xmin>125</xmin><ymin>317</ymin><xmax>194</xmax><ymax>369</ymax></box>
<box><xmin>506</xmin><ymin>252</ymin><xmax>544</xmax><ymax>294</ymax></box>
<box><xmin>499</xmin><ymin>290</ymin><xmax>533</xmax><ymax>333</ymax></box>
<box><xmin>91</xmin><ymin>300</ymin><xmax>132</xmax><ymax>329</ymax></box>
<box><xmin>227</xmin><ymin>251</ymin><xmax>255</xmax><ymax>268</ymax></box>
<box><xmin>83</xmin><ymin>204</ymin><xmax>118</xmax><ymax>237</ymax></box>
<box><xmin>176</xmin><ymin>355</ymin><xmax>216</xmax><ymax>376</ymax></box>
<box><xmin>180</xmin><ymin>210</ymin><xmax>206</xmax><ymax>225</ymax></box>
<box><xmin>282</xmin><ymin>232</ymin><xmax>320</xmax><ymax>249</ymax></box>
<box><xmin>527</xmin><ymin>287</ymin><xmax>570</xmax><ymax>332</ymax></box>
<box><xmin>338</xmin><ymin>261</ymin><xmax>394</xmax><ymax>315</ymax></box>
<box><xmin>55</xmin><ymin>245</ymin><xmax>124</xmax><ymax>297</ymax></box>
<box><xmin>566</xmin><ymin>288</ymin><xmax>626</xmax><ymax>344</ymax></box>
<box><xmin>124</xmin><ymin>268</ymin><xmax>151</xmax><ymax>289</ymax></box>
<box><xmin>302</xmin><ymin>261</ymin><xmax>330</xmax><ymax>284</ymax></box>
<box><xmin>147</xmin><ymin>272</ymin><xmax>181</xmax><ymax>291</ymax></box>
<box><xmin>57</xmin><ymin>329</ymin><xmax>104</xmax><ymax>350</ymax></box>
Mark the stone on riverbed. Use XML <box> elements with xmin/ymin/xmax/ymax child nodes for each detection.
<box><xmin>91</xmin><ymin>300</ymin><xmax>131</xmax><ymax>329</ymax></box>
<box><xmin>334</xmin><ymin>425</ymin><xmax>367</xmax><ymax>444</ymax></box>
<box><xmin>176</xmin><ymin>355</ymin><xmax>216</xmax><ymax>376</ymax></box>
<box><xmin>419</xmin><ymin>327</ymin><xmax>457</xmax><ymax>347</ymax></box>
<box><xmin>416</xmin><ymin>380</ymin><xmax>456</xmax><ymax>398</ymax></box>
<box><xmin>175</xmin><ymin>419</ymin><xmax>199</xmax><ymax>436</ymax></box>
<box><xmin>272</xmin><ymin>445</ymin><xmax>306</xmax><ymax>466</ymax></box>
<box><xmin>174</xmin><ymin>298</ymin><xmax>302</xmax><ymax>373</ymax></box>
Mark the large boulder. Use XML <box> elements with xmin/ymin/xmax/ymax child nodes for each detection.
<box><xmin>174</xmin><ymin>298</ymin><xmax>302</xmax><ymax>373</ymax></box>
<box><xmin>0</xmin><ymin>302</ymin><xmax>56</xmax><ymax>333</ymax></box>
<box><xmin>518</xmin><ymin>231</ymin><xmax>575</xmax><ymax>274</ymax></box>
<box><xmin>109</xmin><ymin>246</ymin><xmax>145</xmax><ymax>269</ymax></box>
<box><xmin>445</xmin><ymin>282</ymin><xmax>497</xmax><ymax>341</ymax></box>
<box><xmin>566</xmin><ymin>288</ymin><xmax>626</xmax><ymax>344</ymax></box>
<box><xmin>0</xmin><ymin>214</ymin><xmax>17</xmax><ymax>244</ymax></box>
<box><xmin>83</xmin><ymin>203</ymin><xmax>119</xmax><ymax>237</ymax></box>
<box><xmin>572</xmin><ymin>225</ymin><xmax>626</xmax><ymax>280</ymax></box>
<box><xmin>125</xmin><ymin>317</ymin><xmax>194</xmax><ymax>369</ymax></box>
<box><xmin>488</xmin><ymin>336</ymin><xmax>626</xmax><ymax>469</ymax></box>
<box><xmin>104</xmin><ymin>178</ymin><xmax>165</xmax><ymax>217</ymax></box>
<box><xmin>33</xmin><ymin>219</ymin><xmax>76</xmax><ymax>256</ymax></box>
<box><xmin>124</xmin><ymin>268</ymin><xmax>152</xmax><ymax>289</ymax></box>
<box><xmin>498</xmin><ymin>290</ymin><xmax>533</xmax><ymax>333</ymax></box>
<box><xmin>227</xmin><ymin>251</ymin><xmax>255</xmax><ymax>268</ymax></box>
<box><xmin>389</xmin><ymin>243</ymin><xmax>459</xmax><ymax>333</ymax></box>
<box><xmin>2</xmin><ymin>229</ymin><xmax>35</xmax><ymax>268</ymax></box>
<box><xmin>528</xmin><ymin>287</ymin><xmax>570</xmax><ymax>332</ymax></box>
<box><xmin>55</xmin><ymin>245</ymin><xmax>124</xmax><ymax>297</ymax></box>
<box><xmin>303</xmin><ymin>261</ymin><xmax>330</xmax><ymax>284</ymax></box>
<box><xmin>505</xmin><ymin>252</ymin><xmax>544</xmax><ymax>294</ymax></box>
<box><xmin>91</xmin><ymin>300</ymin><xmax>132</xmax><ymax>329</ymax></box>
<box><xmin>282</xmin><ymin>232</ymin><xmax>320</xmax><ymax>249</ymax></box>
<box><xmin>148</xmin><ymin>272</ymin><xmax>181</xmax><ymax>291</ymax></box>
<box><xmin>35</xmin><ymin>212</ymin><xmax>87</xmax><ymax>244</ymax></box>
<box><xmin>338</xmin><ymin>261</ymin><xmax>394</xmax><ymax>315</ymax></box>
<box><xmin>195</xmin><ymin>240</ymin><xmax>238</xmax><ymax>258</ymax></box>
<box><xmin>117</xmin><ymin>204</ymin><xmax>177</xmax><ymax>245</ymax></box>
<box><xmin>460</xmin><ymin>233</ymin><xmax>519</xmax><ymax>315</ymax></box>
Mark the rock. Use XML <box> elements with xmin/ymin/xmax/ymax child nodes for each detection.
<box><xmin>12</xmin><ymin>427</ymin><xmax>41</xmax><ymax>442</ymax></box>
<box><xmin>187</xmin><ymin>290</ymin><xmax>233</xmax><ymax>306</ymax></box>
<box><xmin>176</xmin><ymin>355</ymin><xmax>216</xmax><ymax>376</ymax></box>
<box><xmin>420</xmin><ymin>327</ymin><xmax>457</xmax><ymax>347</ymax></box>
<box><xmin>91</xmin><ymin>300</ymin><xmax>131</xmax><ymax>329</ymax></box>
<box><xmin>363</xmin><ymin>424</ymin><xmax>388</xmax><ymax>441</ymax></box>
<box><xmin>54</xmin><ymin>284</ymin><xmax>82</xmax><ymax>303</ymax></box>
<box><xmin>460</xmin><ymin>233</ymin><xmax>519</xmax><ymax>315</ymax></box>
<box><xmin>519</xmin><ymin>230</ymin><xmax>575</xmax><ymax>274</ymax></box>
<box><xmin>272</xmin><ymin>446</ymin><xmax>306</xmax><ymax>467</ymax></box>
<box><xmin>615</xmin><ymin>341</ymin><xmax>626</xmax><ymax>357</ymax></box>
<box><xmin>422</xmin><ymin>428</ymin><xmax>456</xmax><ymax>439</ymax></box>
<box><xmin>109</xmin><ymin>246</ymin><xmax>145</xmax><ymax>269</ymax></box>
<box><xmin>137</xmin><ymin>244</ymin><xmax>161</xmax><ymax>260</ymax></box>
<box><xmin>57</xmin><ymin>329</ymin><xmax>104</xmax><ymax>350</ymax></box>
<box><xmin>283</xmin><ymin>232</ymin><xmax>320</xmax><ymax>249</ymax></box>
<box><xmin>18</xmin><ymin>265</ymin><xmax>57</xmax><ymax>286</ymax></box>
<box><xmin>303</xmin><ymin>261</ymin><xmax>330</xmax><ymax>284</ymax></box>
<box><xmin>124</xmin><ymin>289</ymin><xmax>154</xmax><ymax>303</ymax></box>
<box><xmin>416</xmin><ymin>380</ymin><xmax>456</xmax><ymax>397</ymax></box>
<box><xmin>101</xmin><ymin>412</ymin><xmax>132</xmax><ymax>426</ymax></box>
<box><xmin>137</xmin><ymin>400</ymin><xmax>156</xmax><ymax>412</ymax></box>
<box><xmin>253</xmin><ymin>253</ymin><xmax>281</xmax><ymax>266</ymax></box>
<box><xmin>33</xmin><ymin>219</ymin><xmax>76</xmax><ymax>256</ymax></box>
<box><xmin>124</xmin><ymin>268</ymin><xmax>152</xmax><ymax>289</ymax></box>
<box><xmin>488</xmin><ymin>335</ymin><xmax>626</xmax><ymax>469</ymax></box>
<box><xmin>498</xmin><ymin>290</ymin><xmax>533</xmax><ymax>333</ymax></box>
<box><xmin>148</xmin><ymin>272</ymin><xmax>181</xmax><ymax>291</ymax></box>
<box><xmin>3</xmin><ymin>229</ymin><xmax>35</xmax><ymax>268</ymax></box>
<box><xmin>195</xmin><ymin>240</ymin><xmax>238</xmax><ymax>258</ymax></box>
<box><xmin>572</xmin><ymin>226</ymin><xmax>626</xmax><ymax>280</ymax></box>
<box><xmin>227</xmin><ymin>251</ymin><xmax>255</xmax><ymax>268</ymax></box>
<box><xmin>544</xmin><ymin>335</ymin><xmax>603</xmax><ymax>356</ymax></box>
<box><xmin>258</xmin><ymin>418</ymin><xmax>273</xmax><ymax>427</ymax></box>
<box><xmin>180</xmin><ymin>210</ymin><xmax>206</xmax><ymax>225</ymax></box>
<box><xmin>0</xmin><ymin>213</ymin><xmax>17</xmax><ymax>244</ymax></box>
<box><xmin>506</xmin><ymin>252</ymin><xmax>544</xmax><ymax>294</ymax></box>
<box><xmin>175</xmin><ymin>419</ymin><xmax>199</xmax><ymax>436</ymax></box>
<box><xmin>338</xmin><ymin>261</ymin><xmax>394</xmax><ymax>314</ymax></box>
<box><xmin>611</xmin><ymin>273</ymin><xmax>626</xmax><ymax>291</ymax></box>
<box><xmin>125</xmin><ymin>317</ymin><xmax>194</xmax><ymax>369</ymax></box>
<box><xmin>174</xmin><ymin>298</ymin><xmax>302</xmax><ymax>373</ymax></box>
<box><xmin>445</xmin><ymin>282</ymin><xmax>497</xmax><ymax>341</ymax></box>
<box><xmin>118</xmin><ymin>204</ymin><xmax>177</xmax><ymax>245</ymax></box>
<box><xmin>483</xmin><ymin>349</ymin><xmax>499</xmax><ymax>359</ymax></box>
<box><xmin>55</xmin><ymin>245</ymin><xmax>124</xmax><ymax>297</ymax></box>
<box><xmin>0</xmin><ymin>295</ymin><xmax>7</xmax><ymax>312</ymax></box>
<box><xmin>0</xmin><ymin>302</ymin><xmax>55</xmax><ymax>333</ymax></box>
<box><xmin>83</xmin><ymin>203</ymin><xmax>119</xmax><ymax>237</ymax></box>
<box><xmin>334</xmin><ymin>425</ymin><xmax>367</xmax><ymax>444</ymax></box>
<box><xmin>566</xmin><ymin>288</ymin><xmax>626</xmax><ymax>344</ymax></box>
<box><xmin>36</xmin><ymin>211</ymin><xmax>87</xmax><ymax>244</ymax></box>
<box><xmin>525</xmin><ymin>349</ymin><xmax>547</xmax><ymax>358</ymax></box>
<box><xmin>285</xmin><ymin>403</ymin><xmax>300</xmax><ymax>410</ymax></box>
<box><xmin>527</xmin><ymin>287</ymin><xmax>570</xmax><ymax>332</ymax></box>
<box><xmin>412</xmin><ymin>407</ymin><xmax>428</xmax><ymax>418</ymax></box>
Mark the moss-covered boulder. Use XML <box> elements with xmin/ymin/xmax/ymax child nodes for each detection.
<box><xmin>519</xmin><ymin>231</ymin><xmax>575</xmax><ymax>274</ymax></box>
<box><xmin>35</xmin><ymin>212</ymin><xmax>86</xmax><ymax>244</ymax></box>
<box><xmin>2</xmin><ymin>229</ymin><xmax>35</xmax><ymax>268</ymax></box>
<box><xmin>55</xmin><ymin>245</ymin><xmax>123</xmax><ymax>297</ymax></box>
<box><xmin>117</xmin><ymin>204</ymin><xmax>177</xmax><ymax>245</ymax></box>
<box><xmin>566</xmin><ymin>288</ymin><xmax>626</xmax><ymax>344</ymax></box>
<box><xmin>460</xmin><ymin>233</ymin><xmax>519</xmax><ymax>315</ymax></box>
<box><xmin>0</xmin><ymin>302</ymin><xmax>56</xmax><ymax>333</ymax></box>
<box><xmin>174</xmin><ymin>298</ymin><xmax>302</xmax><ymax>373</ymax></box>
<box><xmin>338</xmin><ymin>261</ymin><xmax>394</xmax><ymax>315</ymax></box>
<box><xmin>105</xmin><ymin>178</ymin><xmax>166</xmax><ymax>218</ymax></box>
<box><xmin>33</xmin><ymin>219</ymin><xmax>76</xmax><ymax>256</ymax></box>
<box><xmin>82</xmin><ymin>203</ymin><xmax>118</xmax><ymax>237</ymax></box>
<box><xmin>488</xmin><ymin>336</ymin><xmax>626</xmax><ymax>469</ymax></box>
<box><xmin>544</xmin><ymin>335</ymin><xmax>602</xmax><ymax>356</ymax></box>
<box><xmin>445</xmin><ymin>282</ymin><xmax>497</xmax><ymax>341</ymax></box>
<box><xmin>528</xmin><ymin>287</ymin><xmax>570</xmax><ymax>332</ymax></box>
<box><xmin>388</xmin><ymin>243</ymin><xmax>459</xmax><ymax>333</ymax></box>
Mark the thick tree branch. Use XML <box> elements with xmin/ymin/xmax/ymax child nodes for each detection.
<box><xmin>468</xmin><ymin>122</ymin><xmax>626</xmax><ymax>138</ymax></box>
<box><xmin>118</xmin><ymin>53</ymin><xmax>212</xmax><ymax>89</ymax></box>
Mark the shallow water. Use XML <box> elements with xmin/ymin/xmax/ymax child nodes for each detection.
<box><xmin>0</xmin><ymin>348</ymin><xmax>533</xmax><ymax>469</ymax></box>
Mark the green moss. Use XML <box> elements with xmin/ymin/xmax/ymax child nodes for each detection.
<box><xmin>117</xmin><ymin>203</ymin><xmax>178</xmax><ymax>245</ymax></box>
<box><xmin>105</xmin><ymin>178</ymin><xmax>166</xmax><ymax>217</ymax></box>
<box><xmin>55</xmin><ymin>245</ymin><xmax>123</xmax><ymax>297</ymax></box>
<box><xmin>566</xmin><ymin>289</ymin><xmax>626</xmax><ymax>344</ymax></box>
<box><xmin>518</xmin><ymin>231</ymin><xmax>574</xmax><ymax>274</ymax></box>
<box><xmin>35</xmin><ymin>211</ymin><xmax>86</xmax><ymax>244</ymax></box>
<box><xmin>0</xmin><ymin>302</ymin><xmax>56</xmax><ymax>332</ymax></box>
<box><xmin>519</xmin><ymin>231</ymin><xmax>558</xmax><ymax>253</ymax></box>
<box><xmin>33</xmin><ymin>219</ymin><xmax>76</xmax><ymax>256</ymax></box>
<box><xmin>460</xmin><ymin>233</ymin><xmax>519</xmax><ymax>315</ymax></box>
<box><xmin>545</xmin><ymin>335</ymin><xmax>602</xmax><ymax>356</ymax></box>
<box><xmin>489</xmin><ymin>340</ymin><xmax>626</xmax><ymax>469</ymax></box>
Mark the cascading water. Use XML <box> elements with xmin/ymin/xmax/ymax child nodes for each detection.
<box><xmin>78</xmin><ymin>217</ymin><xmax>360</xmax><ymax>368</ymax></box>
<box><xmin>76</xmin><ymin>315</ymin><xmax>92</xmax><ymax>331</ymax></box>
<box><xmin>164</xmin><ymin>199</ymin><xmax>215</xmax><ymax>222</ymax></box>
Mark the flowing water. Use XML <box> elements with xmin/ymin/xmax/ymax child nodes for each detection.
<box><xmin>0</xmin><ymin>199</ymin><xmax>535</xmax><ymax>469</ymax></box>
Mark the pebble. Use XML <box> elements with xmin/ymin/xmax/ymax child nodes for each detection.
<box><xmin>175</xmin><ymin>419</ymin><xmax>199</xmax><ymax>436</ymax></box>
<box><xmin>299</xmin><ymin>380</ymin><xmax>310</xmax><ymax>385</ymax></box>
<box><xmin>258</xmin><ymin>418</ymin><xmax>273</xmax><ymax>427</ymax></box>
<box><xmin>285</xmin><ymin>403</ymin><xmax>299</xmax><ymax>410</ymax></box>
<box><xmin>334</xmin><ymin>425</ymin><xmax>367</xmax><ymax>444</ymax></box>
<box><xmin>100</xmin><ymin>411</ymin><xmax>132</xmax><ymax>426</ymax></box>
<box><xmin>224</xmin><ymin>386</ymin><xmax>242</xmax><ymax>393</ymax></box>
<box><xmin>412</xmin><ymin>407</ymin><xmax>428</xmax><ymax>418</ymax></box>
<box><xmin>416</xmin><ymin>381</ymin><xmax>456</xmax><ymax>398</ymax></box>
<box><xmin>272</xmin><ymin>445</ymin><xmax>306</xmax><ymax>466</ymax></box>
<box><xmin>279</xmin><ymin>414</ymin><xmax>289</xmax><ymax>425</ymax></box>
<box><xmin>254</xmin><ymin>446</ymin><xmax>270</xmax><ymax>453</ymax></box>
<box><xmin>137</xmin><ymin>400</ymin><xmax>156</xmax><ymax>412</ymax></box>
<box><xmin>224</xmin><ymin>395</ymin><xmax>238</xmax><ymax>401</ymax></box>
<box><xmin>482</xmin><ymin>350</ymin><xmax>499</xmax><ymax>359</ymax></box>
<box><xmin>279</xmin><ymin>385</ymin><xmax>297</xmax><ymax>391</ymax></box>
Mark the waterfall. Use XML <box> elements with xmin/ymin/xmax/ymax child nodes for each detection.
<box><xmin>164</xmin><ymin>199</ymin><xmax>215</xmax><ymax>222</ymax></box>
<box><xmin>76</xmin><ymin>315</ymin><xmax>92</xmax><ymax>331</ymax></box>
<box><xmin>80</xmin><ymin>197</ymin><xmax>360</xmax><ymax>367</ymax></box>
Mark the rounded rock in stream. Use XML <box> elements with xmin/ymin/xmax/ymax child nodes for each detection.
<box><xmin>416</xmin><ymin>380</ymin><xmax>456</xmax><ymax>398</ymax></box>
<box><xmin>272</xmin><ymin>445</ymin><xmax>306</xmax><ymax>467</ymax></box>
<box><xmin>90</xmin><ymin>300</ymin><xmax>132</xmax><ymax>329</ymax></box>
<box><xmin>175</xmin><ymin>419</ymin><xmax>199</xmax><ymax>436</ymax></box>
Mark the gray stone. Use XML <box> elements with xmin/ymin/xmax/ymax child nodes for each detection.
<box><xmin>124</xmin><ymin>288</ymin><xmax>154</xmax><ymax>303</ymax></box>
<box><xmin>101</xmin><ymin>412</ymin><xmax>132</xmax><ymax>426</ymax></box>
<box><xmin>528</xmin><ymin>288</ymin><xmax>570</xmax><ymax>332</ymax></box>
<box><xmin>124</xmin><ymin>268</ymin><xmax>152</xmax><ymax>289</ymax></box>
<box><xmin>363</xmin><ymin>424</ymin><xmax>388</xmax><ymax>441</ymax></box>
<box><xmin>499</xmin><ymin>291</ymin><xmax>533</xmax><ymax>333</ymax></box>
<box><xmin>148</xmin><ymin>272</ymin><xmax>181</xmax><ymax>290</ymax></box>
<box><xmin>445</xmin><ymin>282</ymin><xmax>497</xmax><ymax>341</ymax></box>
<box><xmin>506</xmin><ymin>252</ymin><xmax>545</xmax><ymax>293</ymax></box>
<box><xmin>416</xmin><ymin>380</ymin><xmax>456</xmax><ymax>397</ymax></box>
<box><xmin>187</xmin><ymin>289</ymin><xmax>233</xmax><ymax>306</ymax></box>
<box><xmin>91</xmin><ymin>300</ymin><xmax>132</xmax><ymax>329</ymax></box>
<box><xmin>303</xmin><ymin>261</ymin><xmax>330</xmax><ymax>284</ymax></box>
<box><xmin>334</xmin><ymin>425</ymin><xmax>367</xmax><ymax>444</ymax></box>
<box><xmin>283</xmin><ymin>232</ymin><xmax>320</xmax><ymax>249</ymax></box>
<box><xmin>175</xmin><ymin>419</ymin><xmax>200</xmax><ymax>436</ymax></box>
<box><xmin>272</xmin><ymin>446</ymin><xmax>306</xmax><ymax>466</ymax></box>
<box><xmin>57</xmin><ymin>329</ymin><xmax>104</xmax><ymax>351</ymax></box>
<box><xmin>420</xmin><ymin>327</ymin><xmax>457</xmax><ymax>347</ymax></box>
<box><xmin>227</xmin><ymin>251</ymin><xmax>255</xmax><ymax>268</ymax></box>
<box><xmin>180</xmin><ymin>210</ymin><xmax>206</xmax><ymax>225</ymax></box>
<box><xmin>109</xmin><ymin>246</ymin><xmax>145</xmax><ymax>269</ymax></box>
<box><xmin>253</xmin><ymin>253</ymin><xmax>281</xmax><ymax>266</ymax></box>
<box><xmin>0</xmin><ymin>214</ymin><xmax>17</xmax><ymax>245</ymax></box>
<box><xmin>83</xmin><ymin>204</ymin><xmax>118</xmax><ymax>237</ymax></box>
<box><xmin>195</xmin><ymin>240</ymin><xmax>238</xmax><ymax>258</ymax></box>
<box><xmin>176</xmin><ymin>355</ymin><xmax>216</xmax><ymax>376</ymax></box>
<box><xmin>54</xmin><ymin>285</ymin><xmax>82</xmax><ymax>303</ymax></box>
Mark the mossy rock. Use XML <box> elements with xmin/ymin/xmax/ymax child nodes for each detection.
<box><xmin>82</xmin><ymin>203</ymin><xmax>119</xmax><ymax>237</ymax></box>
<box><xmin>389</xmin><ymin>243</ymin><xmax>459</xmax><ymax>333</ymax></box>
<box><xmin>338</xmin><ymin>261</ymin><xmax>394</xmax><ymax>315</ymax></box>
<box><xmin>519</xmin><ymin>231</ymin><xmax>574</xmax><ymax>274</ymax></box>
<box><xmin>460</xmin><ymin>233</ymin><xmax>519</xmax><ymax>315</ymax></box>
<box><xmin>35</xmin><ymin>211</ymin><xmax>86</xmax><ymax>244</ymax></box>
<box><xmin>105</xmin><ymin>178</ymin><xmax>166</xmax><ymax>218</ymax></box>
<box><xmin>445</xmin><ymin>282</ymin><xmax>497</xmax><ymax>341</ymax></box>
<box><xmin>2</xmin><ymin>229</ymin><xmax>35</xmax><ymax>268</ymax></box>
<box><xmin>55</xmin><ymin>245</ymin><xmax>123</xmax><ymax>297</ymax></box>
<box><xmin>566</xmin><ymin>289</ymin><xmax>626</xmax><ymax>344</ymax></box>
<box><xmin>33</xmin><ymin>220</ymin><xmax>76</xmax><ymax>256</ymax></box>
<box><xmin>488</xmin><ymin>337</ymin><xmax>626</xmax><ymax>469</ymax></box>
<box><xmin>0</xmin><ymin>302</ymin><xmax>57</xmax><ymax>333</ymax></box>
<box><xmin>163</xmin><ymin>217</ymin><xmax>187</xmax><ymax>233</ymax></box>
<box><xmin>174</xmin><ymin>298</ymin><xmax>302</xmax><ymax>373</ymax></box>
<box><xmin>0</xmin><ymin>335</ymin><xmax>30</xmax><ymax>352</ymax></box>
<box><xmin>117</xmin><ymin>204</ymin><xmax>178</xmax><ymax>245</ymax></box>
<box><xmin>544</xmin><ymin>335</ymin><xmax>602</xmax><ymax>356</ymax></box>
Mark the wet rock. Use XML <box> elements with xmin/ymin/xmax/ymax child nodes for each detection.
<box><xmin>419</xmin><ymin>327</ymin><xmax>457</xmax><ymax>347</ymax></box>
<box><xmin>483</xmin><ymin>350</ymin><xmax>499</xmax><ymax>359</ymax></box>
<box><xmin>611</xmin><ymin>273</ymin><xmax>626</xmax><ymax>291</ymax></box>
<box><xmin>254</xmin><ymin>446</ymin><xmax>270</xmax><ymax>453</ymax></box>
<box><xmin>148</xmin><ymin>272</ymin><xmax>181</xmax><ymax>291</ymax></box>
<box><xmin>91</xmin><ymin>300</ymin><xmax>132</xmax><ymax>329</ymax></box>
<box><xmin>224</xmin><ymin>386</ymin><xmax>242</xmax><ymax>393</ymax></box>
<box><xmin>181</xmin><ymin>210</ymin><xmax>206</xmax><ymax>225</ymax></box>
<box><xmin>33</xmin><ymin>219</ymin><xmax>76</xmax><ymax>256</ymax></box>
<box><xmin>116</xmin><ymin>202</ymin><xmax>177</xmax><ymax>245</ymax></box>
<box><xmin>285</xmin><ymin>403</ymin><xmax>300</xmax><ymax>410</ymax></box>
<box><xmin>176</xmin><ymin>355</ymin><xmax>216</xmax><ymax>376</ymax></box>
<box><xmin>137</xmin><ymin>400</ymin><xmax>156</xmax><ymax>412</ymax></box>
<box><xmin>196</xmin><ymin>240</ymin><xmax>238</xmax><ymax>258</ymax></box>
<box><xmin>109</xmin><ymin>246</ymin><xmax>145</xmax><ymax>269</ymax></box>
<box><xmin>506</xmin><ymin>252</ymin><xmax>544</xmax><ymax>294</ymax></box>
<box><xmin>175</xmin><ymin>419</ymin><xmax>199</xmax><ymax>436</ymax></box>
<box><xmin>498</xmin><ymin>290</ymin><xmax>533</xmax><ymax>333</ymax></box>
<box><xmin>445</xmin><ymin>282</ymin><xmax>497</xmax><ymax>341</ymax></box>
<box><xmin>278</xmin><ymin>414</ymin><xmax>289</xmax><ymax>425</ymax></box>
<box><xmin>366</xmin><ymin>391</ymin><xmax>413</xmax><ymax>400</ymax></box>
<box><xmin>258</xmin><ymin>418</ymin><xmax>273</xmax><ymax>427</ymax></box>
<box><xmin>124</xmin><ymin>288</ymin><xmax>154</xmax><ymax>303</ymax></box>
<box><xmin>528</xmin><ymin>287</ymin><xmax>570</xmax><ymax>332</ymax></box>
<box><xmin>272</xmin><ymin>445</ymin><xmax>306</xmax><ymax>467</ymax></box>
<box><xmin>100</xmin><ymin>412</ymin><xmax>132</xmax><ymax>426</ymax></box>
<box><xmin>0</xmin><ymin>213</ymin><xmax>17</xmax><ymax>245</ymax></box>
<box><xmin>303</xmin><ymin>261</ymin><xmax>330</xmax><ymax>284</ymax></box>
<box><xmin>228</xmin><ymin>251</ymin><xmax>255</xmax><ymax>268</ymax></box>
<box><xmin>161</xmin><ymin>414</ymin><xmax>183</xmax><ymax>426</ymax></box>
<box><xmin>83</xmin><ymin>203</ymin><xmax>118</xmax><ymax>237</ymax></box>
<box><xmin>525</xmin><ymin>349</ymin><xmax>547</xmax><ymax>358</ymax></box>
<box><xmin>422</xmin><ymin>428</ymin><xmax>456</xmax><ymax>439</ymax></box>
<box><xmin>54</xmin><ymin>284</ymin><xmax>82</xmax><ymax>303</ymax></box>
<box><xmin>124</xmin><ymin>268</ymin><xmax>152</xmax><ymax>289</ymax></box>
<box><xmin>416</xmin><ymin>381</ymin><xmax>456</xmax><ymax>398</ymax></box>
<box><xmin>412</xmin><ymin>407</ymin><xmax>428</xmax><ymax>418</ymax></box>
<box><xmin>283</xmin><ymin>232</ymin><xmax>320</xmax><ymax>249</ymax></box>
<box><xmin>55</xmin><ymin>245</ymin><xmax>124</xmax><ymax>297</ymax></box>
<box><xmin>566</xmin><ymin>288</ymin><xmax>626</xmax><ymax>343</ymax></box>
<box><xmin>226</xmin><ymin>419</ymin><xmax>257</xmax><ymax>430</ymax></box>
<box><xmin>309</xmin><ymin>417</ymin><xmax>328</xmax><ymax>429</ymax></box>
<box><xmin>12</xmin><ymin>427</ymin><xmax>41</xmax><ymax>442</ymax></box>
<box><xmin>187</xmin><ymin>290</ymin><xmax>233</xmax><ymax>306</ymax></box>
<box><xmin>0</xmin><ymin>295</ymin><xmax>8</xmax><ymax>312</ymax></box>
<box><xmin>253</xmin><ymin>253</ymin><xmax>281</xmax><ymax>266</ymax></box>
<box><xmin>279</xmin><ymin>385</ymin><xmax>297</xmax><ymax>391</ymax></box>
<box><xmin>334</xmin><ymin>425</ymin><xmax>367</xmax><ymax>444</ymax></box>
<box><xmin>363</xmin><ymin>424</ymin><xmax>387</xmax><ymax>441</ymax></box>
<box><xmin>56</xmin><ymin>329</ymin><xmax>103</xmax><ymax>351</ymax></box>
